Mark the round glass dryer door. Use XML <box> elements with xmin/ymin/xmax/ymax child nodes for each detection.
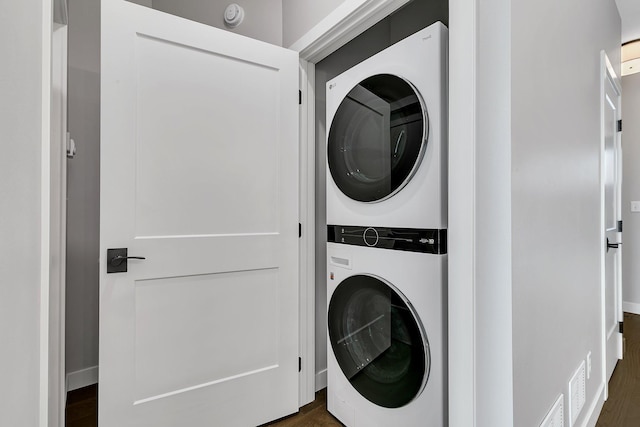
<box><xmin>328</xmin><ymin>74</ymin><xmax>428</xmax><ymax>202</ymax></box>
<box><xmin>328</xmin><ymin>275</ymin><xmax>429</xmax><ymax>408</ymax></box>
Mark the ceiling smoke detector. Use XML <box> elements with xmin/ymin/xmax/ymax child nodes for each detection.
<box><xmin>224</xmin><ymin>4</ymin><xmax>244</xmax><ymax>28</ymax></box>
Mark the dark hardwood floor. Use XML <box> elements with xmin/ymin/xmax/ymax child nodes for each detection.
<box><xmin>66</xmin><ymin>384</ymin><xmax>97</xmax><ymax>427</ymax></box>
<box><xmin>259</xmin><ymin>389</ymin><xmax>342</xmax><ymax>427</ymax></box>
<box><xmin>66</xmin><ymin>314</ymin><xmax>640</xmax><ymax>426</ymax></box>
<box><xmin>596</xmin><ymin>312</ymin><xmax>640</xmax><ymax>426</ymax></box>
<box><xmin>65</xmin><ymin>386</ymin><xmax>341</xmax><ymax>427</ymax></box>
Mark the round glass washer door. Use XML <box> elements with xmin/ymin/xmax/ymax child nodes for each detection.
<box><xmin>328</xmin><ymin>274</ymin><xmax>430</xmax><ymax>408</ymax></box>
<box><xmin>328</xmin><ymin>74</ymin><xmax>428</xmax><ymax>202</ymax></box>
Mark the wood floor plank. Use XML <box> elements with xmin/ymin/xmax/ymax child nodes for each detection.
<box><xmin>66</xmin><ymin>384</ymin><xmax>97</xmax><ymax>427</ymax></box>
<box><xmin>263</xmin><ymin>389</ymin><xmax>343</xmax><ymax>427</ymax></box>
<box><xmin>65</xmin><ymin>386</ymin><xmax>342</xmax><ymax>427</ymax></box>
<box><xmin>596</xmin><ymin>313</ymin><xmax>640</xmax><ymax>427</ymax></box>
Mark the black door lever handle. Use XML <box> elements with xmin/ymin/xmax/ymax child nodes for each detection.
<box><xmin>607</xmin><ymin>238</ymin><xmax>622</xmax><ymax>252</ymax></box>
<box><xmin>107</xmin><ymin>248</ymin><xmax>145</xmax><ymax>273</ymax></box>
<box><xmin>110</xmin><ymin>255</ymin><xmax>146</xmax><ymax>266</ymax></box>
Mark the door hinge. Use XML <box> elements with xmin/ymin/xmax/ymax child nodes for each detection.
<box><xmin>298</xmin><ymin>357</ymin><xmax>302</xmax><ymax>372</ymax></box>
<box><xmin>618</xmin><ymin>220</ymin><xmax>623</xmax><ymax>232</ymax></box>
<box><xmin>619</xmin><ymin>321</ymin><xmax>624</xmax><ymax>334</ymax></box>
<box><xmin>299</xmin><ymin>223</ymin><xmax>302</xmax><ymax>238</ymax></box>
<box><xmin>299</xmin><ymin>90</ymin><xmax>302</xmax><ymax>105</ymax></box>
<box><xmin>617</xmin><ymin>119</ymin><xmax>622</xmax><ymax>132</ymax></box>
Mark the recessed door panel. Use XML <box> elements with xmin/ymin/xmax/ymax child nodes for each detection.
<box><xmin>135</xmin><ymin>35</ymin><xmax>279</xmax><ymax>238</ymax></box>
<box><xmin>134</xmin><ymin>269</ymin><xmax>279</xmax><ymax>403</ymax></box>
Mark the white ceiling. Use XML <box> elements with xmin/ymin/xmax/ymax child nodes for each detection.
<box><xmin>617</xmin><ymin>0</ymin><xmax>640</xmax><ymax>43</ymax></box>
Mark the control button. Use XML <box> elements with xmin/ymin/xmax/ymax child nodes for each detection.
<box><xmin>363</xmin><ymin>227</ymin><xmax>379</xmax><ymax>247</ymax></box>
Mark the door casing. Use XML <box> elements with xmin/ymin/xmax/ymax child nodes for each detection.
<box><xmin>293</xmin><ymin>1</ymin><xmax>486</xmax><ymax>425</ymax></box>
<box><xmin>50</xmin><ymin>22</ymin><xmax>68</xmax><ymax>427</ymax></box>
<box><xmin>599</xmin><ymin>50</ymin><xmax>623</xmax><ymax>400</ymax></box>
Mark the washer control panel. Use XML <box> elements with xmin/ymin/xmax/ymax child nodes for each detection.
<box><xmin>327</xmin><ymin>225</ymin><xmax>447</xmax><ymax>254</ymax></box>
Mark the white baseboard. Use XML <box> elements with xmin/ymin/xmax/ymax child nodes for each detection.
<box><xmin>623</xmin><ymin>301</ymin><xmax>640</xmax><ymax>315</ymax></box>
<box><xmin>315</xmin><ymin>369</ymin><xmax>327</xmax><ymax>392</ymax></box>
<box><xmin>580</xmin><ymin>381</ymin><xmax>605</xmax><ymax>427</ymax></box>
<box><xmin>66</xmin><ymin>365</ymin><xmax>98</xmax><ymax>392</ymax></box>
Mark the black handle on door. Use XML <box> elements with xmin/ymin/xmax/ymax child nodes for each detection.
<box><xmin>606</xmin><ymin>238</ymin><xmax>622</xmax><ymax>252</ymax></box>
<box><xmin>110</xmin><ymin>255</ymin><xmax>146</xmax><ymax>266</ymax></box>
<box><xmin>107</xmin><ymin>248</ymin><xmax>145</xmax><ymax>273</ymax></box>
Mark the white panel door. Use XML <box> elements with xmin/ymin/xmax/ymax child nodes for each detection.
<box><xmin>99</xmin><ymin>1</ymin><xmax>299</xmax><ymax>426</ymax></box>
<box><xmin>602</xmin><ymin>57</ymin><xmax>622</xmax><ymax>384</ymax></box>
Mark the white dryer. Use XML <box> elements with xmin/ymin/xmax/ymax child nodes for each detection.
<box><xmin>326</xmin><ymin>22</ymin><xmax>447</xmax><ymax>230</ymax></box>
<box><xmin>326</xmin><ymin>242</ymin><xmax>447</xmax><ymax>426</ymax></box>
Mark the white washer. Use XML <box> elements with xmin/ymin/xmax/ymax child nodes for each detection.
<box><xmin>326</xmin><ymin>243</ymin><xmax>447</xmax><ymax>426</ymax></box>
<box><xmin>326</xmin><ymin>22</ymin><xmax>447</xmax><ymax>230</ymax></box>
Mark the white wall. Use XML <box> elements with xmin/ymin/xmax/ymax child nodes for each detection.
<box><xmin>66</xmin><ymin>0</ymin><xmax>101</xmax><ymax>384</ymax></box>
<box><xmin>281</xmin><ymin>0</ymin><xmax>345</xmax><ymax>47</ymax></box>
<box><xmin>615</xmin><ymin>0</ymin><xmax>640</xmax><ymax>43</ymax></box>
<box><xmin>0</xmin><ymin>0</ymin><xmax>47</xmax><ymax>424</ymax></box>
<box><xmin>511</xmin><ymin>1</ymin><xmax>620</xmax><ymax>426</ymax></box>
<box><xmin>472</xmin><ymin>0</ymin><xmax>513</xmax><ymax>423</ymax></box>
<box><xmin>152</xmin><ymin>0</ymin><xmax>283</xmax><ymax>46</ymax></box>
<box><xmin>622</xmin><ymin>72</ymin><xmax>640</xmax><ymax>314</ymax></box>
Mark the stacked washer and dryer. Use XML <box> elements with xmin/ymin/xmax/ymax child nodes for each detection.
<box><xmin>325</xmin><ymin>22</ymin><xmax>448</xmax><ymax>426</ymax></box>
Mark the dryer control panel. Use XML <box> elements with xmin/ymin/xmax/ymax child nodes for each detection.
<box><xmin>327</xmin><ymin>225</ymin><xmax>447</xmax><ymax>254</ymax></box>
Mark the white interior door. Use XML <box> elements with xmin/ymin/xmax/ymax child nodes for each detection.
<box><xmin>602</xmin><ymin>54</ymin><xmax>623</xmax><ymax>385</ymax></box>
<box><xmin>99</xmin><ymin>1</ymin><xmax>299</xmax><ymax>426</ymax></box>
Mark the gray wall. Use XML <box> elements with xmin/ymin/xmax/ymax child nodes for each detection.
<box><xmin>511</xmin><ymin>0</ymin><xmax>621</xmax><ymax>426</ymax></box>
<box><xmin>282</xmin><ymin>0</ymin><xmax>345</xmax><ymax>47</ymax></box>
<box><xmin>622</xmin><ymin>73</ymin><xmax>640</xmax><ymax>311</ymax></box>
<box><xmin>0</xmin><ymin>1</ymin><xmax>46</xmax><ymax>424</ymax></box>
<box><xmin>314</xmin><ymin>0</ymin><xmax>448</xmax><ymax>386</ymax></box>
<box><xmin>153</xmin><ymin>0</ymin><xmax>283</xmax><ymax>46</ymax></box>
<box><xmin>129</xmin><ymin>0</ymin><xmax>153</xmax><ymax>6</ymax></box>
<box><xmin>66</xmin><ymin>0</ymin><xmax>101</xmax><ymax>380</ymax></box>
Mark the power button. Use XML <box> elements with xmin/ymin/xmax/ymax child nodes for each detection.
<box><xmin>363</xmin><ymin>227</ymin><xmax>379</xmax><ymax>247</ymax></box>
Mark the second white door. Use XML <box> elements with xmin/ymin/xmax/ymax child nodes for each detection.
<box><xmin>602</xmin><ymin>53</ymin><xmax>623</xmax><ymax>386</ymax></box>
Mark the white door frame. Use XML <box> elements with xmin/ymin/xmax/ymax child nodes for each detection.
<box><xmin>45</xmin><ymin>0</ymin><xmax>486</xmax><ymax>424</ymax></box>
<box><xmin>40</xmin><ymin>0</ymin><xmax>53</xmax><ymax>425</ymax></box>
<box><xmin>289</xmin><ymin>0</ymin><xmax>413</xmax><ymax>406</ymax></box>
<box><xmin>291</xmin><ymin>0</ymin><xmax>487</xmax><ymax>424</ymax></box>
<box><xmin>50</xmin><ymin>21</ymin><xmax>68</xmax><ymax>427</ymax></box>
<box><xmin>599</xmin><ymin>50</ymin><xmax>623</xmax><ymax>401</ymax></box>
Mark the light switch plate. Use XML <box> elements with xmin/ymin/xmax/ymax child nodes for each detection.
<box><xmin>631</xmin><ymin>201</ymin><xmax>640</xmax><ymax>212</ymax></box>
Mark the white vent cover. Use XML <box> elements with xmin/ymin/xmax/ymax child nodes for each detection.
<box><xmin>540</xmin><ymin>394</ymin><xmax>564</xmax><ymax>427</ymax></box>
<box><xmin>568</xmin><ymin>360</ymin><xmax>586</xmax><ymax>426</ymax></box>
